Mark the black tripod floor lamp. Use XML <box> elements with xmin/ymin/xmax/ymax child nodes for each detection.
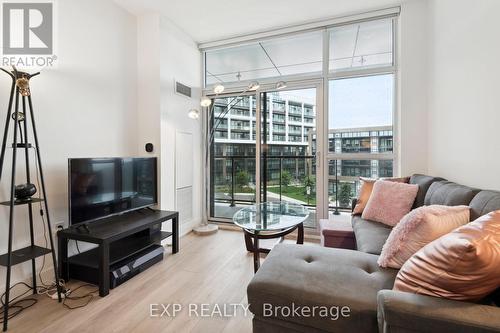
<box><xmin>0</xmin><ymin>66</ymin><xmax>61</xmax><ymax>331</ymax></box>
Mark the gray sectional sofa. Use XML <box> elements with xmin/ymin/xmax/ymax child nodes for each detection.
<box><xmin>247</xmin><ymin>174</ymin><xmax>500</xmax><ymax>333</ymax></box>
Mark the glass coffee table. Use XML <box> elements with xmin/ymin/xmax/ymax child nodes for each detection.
<box><xmin>233</xmin><ymin>202</ymin><xmax>310</xmax><ymax>272</ymax></box>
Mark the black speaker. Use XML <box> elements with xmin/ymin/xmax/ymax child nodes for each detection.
<box><xmin>145</xmin><ymin>143</ymin><xmax>154</xmax><ymax>153</ymax></box>
<box><xmin>15</xmin><ymin>183</ymin><xmax>37</xmax><ymax>200</ymax></box>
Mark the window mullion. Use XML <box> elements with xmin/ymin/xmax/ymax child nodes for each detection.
<box><xmin>328</xmin><ymin>153</ymin><xmax>394</xmax><ymax>160</ymax></box>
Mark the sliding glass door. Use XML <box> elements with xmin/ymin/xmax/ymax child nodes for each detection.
<box><xmin>259</xmin><ymin>87</ymin><xmax>318</xmax><ymax>227</ymax></box>
<box><xmin>209</xmin><ymin>94</ymin><xmax>258</xmax><ymax>220</ymax></box>
<box><xmin>208</xmin><ymin>86</ymin><xmax>322</xmax><ymax>228</ymax></box>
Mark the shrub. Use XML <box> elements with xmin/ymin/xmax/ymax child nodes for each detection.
<box><xmin>338</xmin><ymin>183</ymin><xmax>352</xmax><ymax>208</ymax></box>
<box><xmin>235</xmin><ymin>170</ymin><xmax>250</xmax><ymax>189</ymax></box>
<box><xmin>281</xmin><ymin>170</ymin><xmax>292</xmax><ymax>188</ymax></box>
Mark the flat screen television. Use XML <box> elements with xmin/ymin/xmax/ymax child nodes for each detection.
<box><xmin>68</xmin><ymin>157</ymin><xmax>157</xmax><ymax>225</ymax></box>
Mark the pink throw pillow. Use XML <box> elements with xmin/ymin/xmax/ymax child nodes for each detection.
<box><xmin>378</xmin><ymin>205</ymin><xmax>470</xmax><ymax>268</ymax></box>
<box><xmin>361</xmin><ymin>180</ymin><xmax>418</xmax><ymax>226</ymax></box>
<box><xmin>352</xmin><ymin>177</ymin><xmax>410</xmax><ymax>215</ymax></box>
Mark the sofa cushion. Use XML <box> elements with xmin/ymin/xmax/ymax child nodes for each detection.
<box><xmin>377</xmin><ymin>290</ymin><xmax>500</xmax><ymax>333</ymax></box>
<box><xmin>378</xmin><ymin>205</ymin><xmax>470</xmax><ymax>269</ymax></box>
<box><xmin>409</xmin><ymin>174</ymin><xmax>446</xmax><ymax>208</ymax></box>
<box><xmin>394</xmin><ymin>211</ymin><xmax>500</xmax><ymax>301</ymax></box>
<box><xmin>248</xmin><ymin>244</ymin><xmax>398</xmax><ymax>333</ymax></box>
<box><xmin>352</xmin><ymin>216</ymin><xmax>392</xmax><ymax>255</ymax></box>
<box><xmin>424</xmin><ymin>181</ymin><xmax>480</xmax><ymax>207</ymax></box>
<box><xmin>353</xmin><ymin>177</ymin><xmax>410</xmax><ymax>215</ymax></box>
<box><xmin>469</xmin><ymin>190</ymin><xmax>500</xmax><ymax>221</ymax></box>
<box><xmin>361</xmin><ymin>181</ymin><xmax>418</xmax><ymax>227</ymax></box>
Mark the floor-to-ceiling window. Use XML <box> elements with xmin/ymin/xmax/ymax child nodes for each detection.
<box><xmin>202</xmin><ymin>8</ymin><xmax>399</xmax><ymax>227</ymax></box>
<box><xmin>327</xmin><ymin>18</ymin><xmax>396</xmax><ymax>214</ymax></box>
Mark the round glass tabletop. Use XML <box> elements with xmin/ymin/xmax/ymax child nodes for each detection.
<box><xmin>233</xmin><ymin>202</ymin><xmax>310</xmax><ymax>232</ymax></box>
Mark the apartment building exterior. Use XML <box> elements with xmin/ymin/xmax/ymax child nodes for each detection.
<box><xmin>211</xmin><ymin>94</ymin><xmax>393</xmax><ymax>189</ymax></box>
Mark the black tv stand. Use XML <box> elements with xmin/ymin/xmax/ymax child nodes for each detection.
<box><xmin>75</xmin><ymin>223</ymin><xmax>91</xmax><ymax>233</ymax></box>
<box><xmin>57</xmin><ymin>209</ymin><xmax>178</xmax><ymax>296</ymax></box>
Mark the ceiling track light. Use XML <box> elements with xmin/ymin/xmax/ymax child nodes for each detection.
<box><xmin>248</xmin><ymin>81</ymin><xmax>260</xmax><ymax>91</ymax></box>
<box><xmin>195</xmin><ymin>81</ymin><xmax>259</xmax><ymax>119</ymax></box>
<box><xmin>213</xmin><ymin>84</ymin><xmax>225</xmax><ymax>94</ymax></box>
<box><xmin>275</xmin><ymin>81</ymin><xmax>287</xmax><ymax>90</ymax></box>
<box><xmin>200</xmin><ymin>96</ymin><xmax>212</xmax><ymax>107</ymax></box>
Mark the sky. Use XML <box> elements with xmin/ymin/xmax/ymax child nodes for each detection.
<box><xmin>329</xmin><ymin>74</ymin><xmax>393</xmax><ymax>129</ymax></box>
<box><xmin>276</xmin><ymin>74</ymin><xmax>393</xmax><ymax>129</ymax></box>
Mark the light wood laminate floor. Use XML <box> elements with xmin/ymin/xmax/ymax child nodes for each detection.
<box><xmin>8</xmin><ymin>230</ymin><xmax>259</xmax><ymax>333</ymax></box>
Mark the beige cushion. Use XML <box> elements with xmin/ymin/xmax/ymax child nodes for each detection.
<box><xmin>378</xmin><ymin>205</ymin><xmax>470</xmax><ymax>269</ymax></box>
<box><xmin>394</xmin><ymin>211</ymin><xmax>500</xmax><ymax>301</ymax></box>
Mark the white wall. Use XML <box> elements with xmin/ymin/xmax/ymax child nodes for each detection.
<box><xmin>398</xmin><ymin>0</ymin><xmax>429</xmax><ymax>176</ymax></box>
<box><xmin>159</xmin><ymin>18</ymin><xmax>202</xmax><ymax>235</ymax></box>
<box><xmin>136</xmin><ymin>16</ymin><xmax>202</xmax><ymax>236</ymax></box>
<box><xmin>137</xmin><ymin>14</ymin><xmax>161</xmax><ymax>158</ymax></box>
<box><xmin>136</xmin><ymin>13</ymin><xmax>162</xmax><ymax>207</ymax></box>
<box><xmin>426</xmin><ymin>0</ymin><xmax>500</xmax><ymax>189</ymax></box>
<box><xmin>0</xmin><ymin>0</ymin><xmax>137</xmax><ymax>286</ymax></box>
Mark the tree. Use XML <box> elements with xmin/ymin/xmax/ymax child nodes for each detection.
<box><xmin>235</xmin><ymin>170</ymin><xmax>250</xmax><ymax>190</ymax></box>
<box><xmin>303</xmin><ymin>175</ymin><xmax>316</xmax><ymax>190</ymax></box>
<box><xmin>338</xmin><ymin>183</ymin><xmax>352</xmax><ymax>208</ymax></box>
<box><xmin>281</xmin><ymin>170</ymin><xmax>292</xmax><ymax>188</ymax></box>
<box><xmin>303</xmin><ymin>174</ymin><xmax>316</xmax><ymax>204</ymax></box>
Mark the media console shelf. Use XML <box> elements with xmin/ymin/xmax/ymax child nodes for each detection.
<box><xmin>57</xmin><ymin>209</ymin><xmax>179</xmax><ymax>296</ymax></box>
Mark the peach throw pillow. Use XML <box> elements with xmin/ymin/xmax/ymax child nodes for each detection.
<box><xmin>361</xmin><ymin>180</ymin><xmax>418</xmax><ymax>226</ymax></box>
<box><xmin>352</xmin><ymin>177</ymin><xmax>410</xmax><ymax>215</ymax></box>
<box><xmin>378</xmin><ymin>205</ymin><xmax>470</xmax><ymax>268</ymax></box>
<box><xmin>394</xmin><ymin>211</ymin><xmax>500</xmax><ymax>301</ymax></box>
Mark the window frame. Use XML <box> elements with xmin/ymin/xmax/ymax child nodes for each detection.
<box><xmin>325</xmin><ymin>17</ymin><xmax>398</xmax><ymax>174</ymax></box>
<box><xmin>200</xmin><ymin>9</ymin><xmax>399</xmax><ymax>92</ymax></box>
<box><xmin>201</xmin><ymin>11</ymin><xmax>399</xmax><ymax>223</ymax></box>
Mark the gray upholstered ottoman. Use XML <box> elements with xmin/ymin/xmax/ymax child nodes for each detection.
<box><xmin>247</xmin><ymin>244</ymin><xmax>398</xmax><ymax>333</ymax></box>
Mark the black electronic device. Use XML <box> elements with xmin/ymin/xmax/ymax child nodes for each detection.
<box><xmin>67</xmin><ymin>242</ymin><xmax>164</xmax><ymax>289</ymax></box>
<box><xmin>145</xmin><ymin>143</ymin><xmax>154</xmax><ymax>153</ymax></box>
<box><xmin>68</xmin><ymin>157</ymin><xmax>157</xmax><ymax>225</ymax></box>
<box><xmin>110</xmin><ymin>244</ymin><xmax>164</xmax><ymax>288</ymax></box>
<box><xmin>14</xmin><ymin>183</ymin><xmax>37</xmax><ymax>200</ymax></box>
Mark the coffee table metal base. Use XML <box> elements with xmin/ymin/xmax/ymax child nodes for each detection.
<box><xmin>243</xmin><ymin>223</ymin><xmax>304</xmax><ymax>272</ymax></box>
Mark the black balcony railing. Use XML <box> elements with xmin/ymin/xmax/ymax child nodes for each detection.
<box><xmin>212</xmin><ymin>155</ymin><xmax>314</xmax><ymax>207</ymax></box>
<box><xmin>211</xmin><ymin>155</ymin><xmax>357</xmax><ymax>214</ymax></box>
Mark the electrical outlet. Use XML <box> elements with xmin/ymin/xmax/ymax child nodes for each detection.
<box><xmin>54</xmin><ymin>221</ymin><xmax>65</xmax><ymax>231</ymax></box>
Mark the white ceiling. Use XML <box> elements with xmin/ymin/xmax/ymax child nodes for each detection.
<box><xmin>114</xmin><ymin>0</ymin><xmax>402</xmax><ymax>43</ymax></box>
